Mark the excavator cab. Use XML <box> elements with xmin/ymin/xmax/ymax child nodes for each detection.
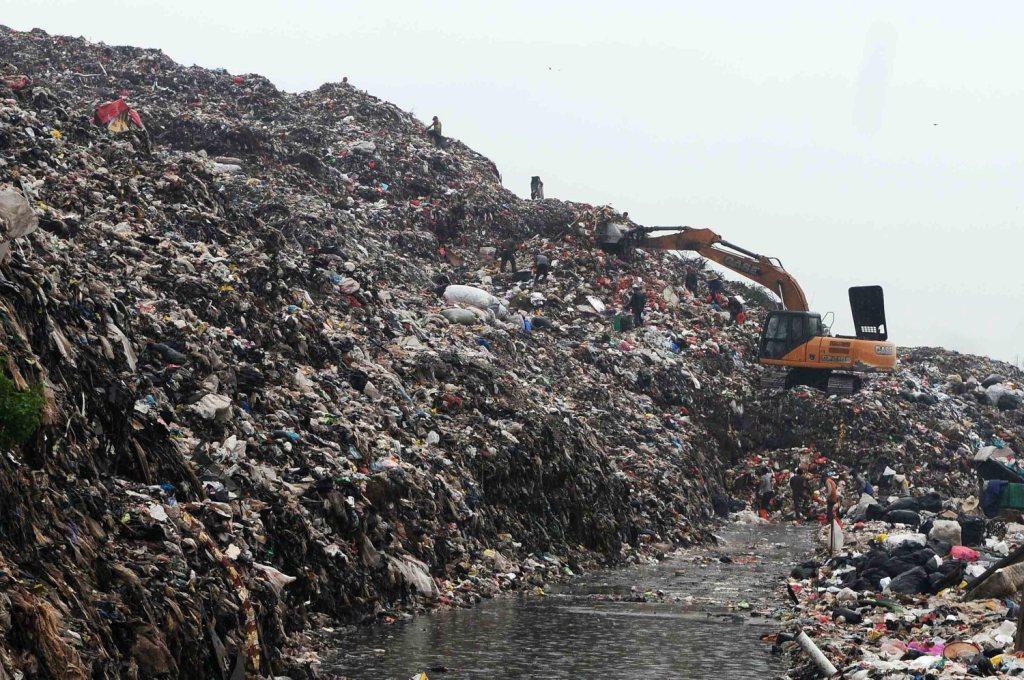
<box><xmin>758</xmin><ymin>286</ymin><xmax>895</xmax><ymax>394</ymax></box>
<box><xmin>596</xmin><ymin>222</ymin><xmax>632</xmax><ymax>257</ymax></box>
<box><xmin>760</xmin><ymin>311</ymin><xmax>825</xmax><ymax>360</ymax></box>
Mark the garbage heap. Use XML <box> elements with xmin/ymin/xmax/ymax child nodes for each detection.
<box><xmin>0</xmin><ymin>26</ymin><xmax>779</xmax><ymax>678</ymax></box>
<box><xmin>774</xmin><ymin>492</ymin><xmax>1024</xmax><ymax>678</ymax></box>
<box><xmin>743</xmin><ymin>364</ymin><xmax>1024</xmax><ymax>677</ymax></box>
<box><xmin>1</xmin><ymin>25</ymin><xmax>1022</xmax><ymax>680</ymax></box>
<box><xmin>738</xmin><ymin>349</ymin><xmax>1024</xmax><ymax>502</ymax></box>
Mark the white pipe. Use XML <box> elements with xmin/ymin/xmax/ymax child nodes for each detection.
<box><xmin>796</xmin><ymin>629</ymin><xmax>838</xmax><ymax>676</ymax></box>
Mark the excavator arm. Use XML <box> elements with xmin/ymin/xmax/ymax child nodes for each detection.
<box><xmin>627</xmin><ymin>226</ymin><xmax>809</xmax><ymax>311</ymax></box>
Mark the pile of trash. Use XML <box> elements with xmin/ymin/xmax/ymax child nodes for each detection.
<box><xmin>737</xmin><ymin>348</ymin><xmax>1024</xmax><ymax>504</ymax></box>
<box><xmin>757</xmin><ymin>414</ymin><xmax>1024</xmax><ymax>676</ymax></box>
<box><xmin>0</xmin><ymin>25</ymin><xmax>782</xmax><ymax>679</ymax></box>
<box><xmin>773</xmin><ymin>506</ymin><xmax>1024</xmax><ymax>678</ymax></box>
<box><xmin>0</xmin><ymin>24</ymin><xmax>1021</xmax><ymax>679</ymax></box>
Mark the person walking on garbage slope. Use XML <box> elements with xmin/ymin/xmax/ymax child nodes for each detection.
<box><xmin>757</xmin><ymin>466</ymin><xmax>775</xmax><ymax>516</ymax></box>
<box><xmin>497</xmin><ymin>237</ymin><xmax>518</xmax><ymax>272</ymax></box>
<box><xmin>531</xmin><ymin>175</ymin><xmax>544</xmax><ymax>200</ymax></box>
<box><xmin>533</xmin><ymin>251</ymin><xmax>551</xmax><ymax>283</ymax></box>
<box><xmin>821</xmin><ymin>471</ymin><xmax>843</xmax><ymax>553</ymax></box>
<box><xmin>626</xmin><ymin>282</ymin><xmax>647</xmax><ymax>327</ymax></box>
<box><xmin>425</xmin><ymin>116</ymin><xmax>444</xmax><ymax>146</ymax></box>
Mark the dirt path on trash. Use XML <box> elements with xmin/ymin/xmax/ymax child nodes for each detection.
<box><xmin>326</xmin><ymin>522</ymin><xmax>813</xmax><ymax>679</ymax></box>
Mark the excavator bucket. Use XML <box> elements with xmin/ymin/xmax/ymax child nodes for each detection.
<box><xmin>849</xmin><ymin>286</ymin><xmax>887</xmax><ymax>341</ymax></box>
<box><xmin>596</xmin><ymin>222</ymin><xmax>629</xmax><ymax>254</ymax></box>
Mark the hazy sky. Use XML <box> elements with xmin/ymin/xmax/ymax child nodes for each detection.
<box><xmin>7</xmin><ymin>2</ymin><xmax>1023</xmax><ymax>364</ymax></box>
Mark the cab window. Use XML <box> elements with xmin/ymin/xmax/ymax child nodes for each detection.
<box><xmin>761</xmin><ymin>313</ymin><xmax>822</xmax><ymax>360</ymax></box>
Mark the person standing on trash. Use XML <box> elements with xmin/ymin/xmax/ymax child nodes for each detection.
<box><xmin>822</xmin><ymin>472</ymin><xmax>840</xmax><ymax>520</ymax></box>
<box><xmin>790</xmin><ymin>469</ymin><xmax>808</xmax><ymax>519</ymax></box>
<box><xmin>757</xmin><ymin>466</ymin><xmax>775</xmax><ymax>515</ymax></box>
<box><xmin>533</xmin><ymin>251</ymin><xmax>551</xmax><ymax>283</ymax></box>
<box><xmin>853</xmin><ymin>468</ymin><xmax>873</xmax><ymax>497</ymax></box>
<box><xmin>684</xmin><ymin>267</ymin><xmax>700</xmax><ymax>298</ymax></box>
<box><xmin>727</xmin><ymin>296</ymin><xmax>746</xmax><ymax>324</ymax></box>
<box><xmin>626</xmin><ymin>282</ymin><xmax>647</xmax><ymax>327</ymax></box>
<box><xmin>530</xmin><ymin>176</ymin><xmax>544</xmax><ymax>200</ymax></box>
<box><xmin>425</xmin><ymin>116</ymin><xmax>444</xmax><ymax>146</ymax></box>
<box><xmin>517</xmin><ymin>309</ymin><xmax>532</xmax><ymax>335</ymax></box>
<box><xmin>707</xmin><ymin>274</ymin><xmax>726</xmax><ymax>307</ymax></box>
<box><xmin>497</xmin><ymin>237</ymin><xmax>518</xmax><ymax>273</ymax></box>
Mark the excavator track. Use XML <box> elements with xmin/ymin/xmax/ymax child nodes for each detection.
<box><xmin>759</xmin><ymin>369</ymin><xmax>787</xmax><ymax>393</ymax></box>
<box><xmin>826</xmin><ymin>374</ymin><xmax>860</xmax><ymax>396</ymax></box>
<box><xmin>762</xmin><ymin>368</ymin><xmax>864</xmax><ymax>396</ymax></box>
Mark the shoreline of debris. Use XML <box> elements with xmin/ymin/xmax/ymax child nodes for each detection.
<box><xmin>724</xmin><ymin>364</ymin><xmax>1024</xmax><ymax>678</ymax></box>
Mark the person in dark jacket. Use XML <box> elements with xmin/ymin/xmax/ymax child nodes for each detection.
<box><xmin>626</xmin><ymin>283</ymin><xmax>647</xmax><ymax>327</ymax></box>
<box><xmin>684</xmin><ymin>267</ymin><xmax>700</xmax><ymax>297</ymax></box>
<box><xmin>530</xmin><ymin>176</ymin><xmax>544</xmax><ymax>200</ymax></box>
<box><xmin>790</xmin><ymin>470</ymin><xmax>809</xmax><ymax>519</ymax></box>
<box><xmin>707</xmin><ymin>274</ymin><xmax>725</xmax><ymax>306</ymax></box>
<box><xmin>497</xmin><ymin>238</ymin><xmax>517</xmax><ymax>272</ymax></box>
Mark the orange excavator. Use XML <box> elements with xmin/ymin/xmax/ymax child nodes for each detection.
<box><xmin>597</xmin><ymin>224</ymin><xmax>897</xmax><ymax>394</ymax></box>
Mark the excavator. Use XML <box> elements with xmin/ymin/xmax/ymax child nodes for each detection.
<box><xmin>597</xmin><ymin>223</ymin><xmax>896</xmax><ymax>394</ymax></box>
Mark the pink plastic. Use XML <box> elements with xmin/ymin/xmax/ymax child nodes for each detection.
<box><xmin>950</xmin><ymin>545</ymin><xmax>980</xmax><ymax>562</ymax></box>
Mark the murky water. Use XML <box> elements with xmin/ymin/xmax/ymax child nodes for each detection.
<box><xmin>327</xmin><ymin>523</ymin><xmax>812</xmax><ymax>679</ymax></box>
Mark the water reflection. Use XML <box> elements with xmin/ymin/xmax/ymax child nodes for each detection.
<box><xmin>328</xmin><ymin>523</ymin><xmax>810</xmax><ymax>679</ymax></box>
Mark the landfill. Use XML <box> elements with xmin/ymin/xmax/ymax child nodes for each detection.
<box><xmin>0</xmin><ymin>24</ymin><xmax>1022</xmax><ymax>680</ymax></box>
<box><xmin>729</xmin><ymin>354</ymin><xmax>1024</xmax><ymax>677</ymax></box>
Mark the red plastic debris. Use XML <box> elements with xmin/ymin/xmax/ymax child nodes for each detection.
<box><xmin>950</xmin><ymin>545</ymin><xmax>979</xmax><ymax>562</ymax></box>
<box><xmin>94</xmin><ymin>98</ymin><xmax>129</xmax><ymax>124</ymax></box>
<box><xmin>2</xmin><ymin>75</ymin><xmax>30</xmax><ymax>91</ymax></box>
<box><xmin>93</xmin><ymin>98</ymin><xmax>145</xmax><ymax>130</ymax></box>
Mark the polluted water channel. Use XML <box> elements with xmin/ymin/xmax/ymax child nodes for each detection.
<box><xmin>328</xmin><ymin>523</ymin><xmax>813</xmax><ymax>679</ymax></box>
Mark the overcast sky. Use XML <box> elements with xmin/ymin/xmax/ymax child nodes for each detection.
<box><xmin>7</xmin><ymin>2</ymin><xmax>1023</xmax><ymax>364</ymax></box>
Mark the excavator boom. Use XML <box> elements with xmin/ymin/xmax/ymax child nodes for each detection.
<box><xmin>630</xmin><ymin>226</ymin><xmax>809</xmax><ymax>311</ymax></box>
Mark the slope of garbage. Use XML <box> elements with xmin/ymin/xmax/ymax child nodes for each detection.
<box><xmin>739</xmin><ymin>349</ymin><xmax>1024</xmax><ymax>500</ymax></box>
<box><xmin>0</xmin><ymin>25</ymin><xmax>1021</xmax><ymax>679</ymax></box>
<box><xmin>722</xmin><ymin>355</ymin><xmax>1024</xmax><ymax>677</ymax></box>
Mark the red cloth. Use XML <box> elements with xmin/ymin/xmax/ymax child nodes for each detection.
<box><xmin>2</xmin><ymin>75</ymin><xmax>30</xmax><ymax>91</ymax></box>
<box><xmin>94</xmin><ymin>98</ymin><xmax>145</xmax><ymax>129</ymax></box>
<box><xmin>94</xmin><ymin>98</ymin><xmax>129</xmax><ymax>124</ymax></box>
<box><xmin>950</xmin><ymin>545</ymin><xmax>979</xmax><ymax>562</ymax></box>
